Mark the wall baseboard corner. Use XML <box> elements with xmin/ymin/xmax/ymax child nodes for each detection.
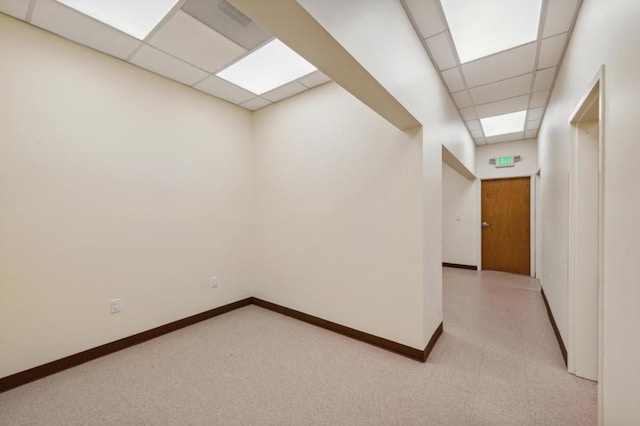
<box><xmin>1</xmin><ymin>297</ymin><xmax>445</xmax><ymax>393</ymax></box>
<box><xmin>541</xmin><ymin>287</ymin><xmax>568</xmax><ymax>366</ymax></box>
<box><xmin>252</xmin><ymin>297</ymin><xmax>443</xmax><ymax>363</ymax></box>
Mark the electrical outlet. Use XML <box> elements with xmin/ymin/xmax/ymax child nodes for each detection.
<box><xmin>211</xmin><ymin>276</ymin><xmax>220</xmax><ymax>289</ymax></box>
<box><xmin>110</xmin><ymin>298</ymin><xmax>121</xmax><ymax>314</ymax></box>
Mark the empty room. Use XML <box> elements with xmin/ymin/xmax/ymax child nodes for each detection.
<box><xmin>1</xmin><ymin>0</ymin><xmax>639</xmax><ymax>424</ymax></box>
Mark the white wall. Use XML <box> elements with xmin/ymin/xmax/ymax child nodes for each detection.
<box><xmin>253</xmin><ymin>83</ymin><xmax>424</xmax><ymax>348</ymax></box>
<box><xmin>476</xmin><ymin>139</ymin><xmax>538</xmax><ymax>180</ymax></box>
<box><xmin>298</xmin><ymin>0</ymin><xmax>476</xmax><ymax>346</ymax></box>
<box><xmin>0</xmin><ymin>15</ymin><xmax>255</xmax><ymax>378</ymax></box>
<box><xmin>537</xmin><ymin>0</ymin><xmax>640</xmax><ymax>422</ymax></box>
<box><xmin>442</xmin><ymin>163</ymin><xmax>478</xmax><ymax>267</ymax></box>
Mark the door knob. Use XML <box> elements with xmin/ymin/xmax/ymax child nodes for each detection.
<box><xmin>481</xmin><ymin>222</ymin><xmax>490</xmax><ymax>228</ymax></box>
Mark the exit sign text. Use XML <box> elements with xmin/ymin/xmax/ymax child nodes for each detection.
<box><xmin>496</xmin><ymin>156</ymin><xmax>514</xmax><ymax>168</ymax></box>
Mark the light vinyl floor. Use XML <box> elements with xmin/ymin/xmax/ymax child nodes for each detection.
<box><xmin>0</xmin><ymin>268</ymin><xmax>596</xmax><ymax>425</ymax></box>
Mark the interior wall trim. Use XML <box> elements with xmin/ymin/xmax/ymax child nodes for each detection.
<box><xmin>0</xmin><ymin>298</ymin><xmax>253</xmax><ymax>394</ymax></box>
<box><xmin>0</xmin><ymin>297</ymin><xmax>444</xmax><ymax>393</ymax></box>
<box><xmin>442</xmin><ymin>262</ymin><xmax>478</xmax><ymax>271</ymax></box>
<box><xmin>251</xmin><ymin>297</ymin><xmax>443</xmax><ymax>362</ymax></box>
<box><xmin>541</xmin><ymin>287</ymin><xmax>568</xmax><ymax>366</ymax></box>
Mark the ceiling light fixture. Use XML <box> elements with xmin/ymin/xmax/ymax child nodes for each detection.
<box><xmin>440</xmin><ymin>0</ymin><xmax>543</xmax><ymax>63</ymax></box>
<box><xmin>480</xmin><ymin>110</ymin><xmax>527</xmax><ymax>137</ymax></box>
<box><xmin>216</xmin><ymin>39</ymin><xmax>317</xmax><ymax>95</ymax></box>
<box><xmin>56</xmin><ymin>0</ymin><xmax>180</xmax><ymax>40</ymax></box>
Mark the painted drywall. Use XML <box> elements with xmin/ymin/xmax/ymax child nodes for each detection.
<box><xmin>537</xmin><ymin>0</ymin><xmax>640</xmax><ymax>422</ymax></box>
<box><xmin>0</xmin><ymin>15</ymin><xmax>254</xmax><ymax>377</ymax></box>
<box><xmin>298</xmin><ymin>0</ymin><xmax>476</xmax><ymax>346</ymax></box>
<box><xmin>253</xmin><ymin>83</ymin><xmax>424</xmax><ymax>348</ymax></box>
<box><xmin>476</xmin><ymin>139</ymin><xmax>538</xmax><ymax>180</ymax></box>
<box><xmin>442</xmin><ymin>163</ymin><xmax>478</xmax><ymax>267</ymax></box>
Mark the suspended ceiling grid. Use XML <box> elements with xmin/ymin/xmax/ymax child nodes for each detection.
<box><xmin>402</xmin><ymin>0</ymin><xmax>582</xmax><ymax>145</ymax></box>
<box><xmin>0</xmin><ymin>0</ymin><xmax>331</xmax><ymax>111</ymax></box>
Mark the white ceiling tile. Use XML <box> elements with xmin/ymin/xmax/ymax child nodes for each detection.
<box><xmin>0</xmin><ymin>0</ymin><xmax>29</xmax><ymax>19</ymax></box>
<box><xmin>474</xmin><ymin>137</ymin><xmax>486</xmax><ymax>145</ymax></box>
<box><xmin>475</xmin><ymin>95</ymin><xmax>530</xmax><ymax>118</ymax></box>
<box><xmin>471</xmin><ymin>129</ymin><xmax>484</xmax><ymax>138</ymax></box>
<box><xmin>527</xmin><ymin>107</ymin><xmax>545</xmax><ymax>121</ymax></box>
<box><xmin>452</xmin><ymin>91</ymin><xmax>472</xmax><ymax>108</ymax></box>
<box><xmin>530</xmin><ymin>90</ymin><xmax>550</xmax><ymax>108</ymax></box>
<box><xmin>194</xmin><ymin>74</ymin><xmax>255</xmax><ymax>104</ymax></box>
<box><xmin>462</xmin><ymin>42</ymin><xmax>536</xmax><ymax>87</ymax></box>
<box><xmin>426</xmin><ymin>31</ymin><xmax>457</xmax><ymax>70</ymax></box>
<box><xmin>538</xmin><ymin>33</ymin><xmax>567</xmax><ymax>69</ymax></box>
<box><xmin>526</xmin><ymin>119</ymin><xmax>541</xmax><ymax>130</ymax></box>
<box><xmin>533</xmin><ymin>67</ymin><xmax>556</xmax><ymax>92</ymax></box>
<box><xmin>441</xmin><ymin>67</ymin><xmax>465</xmax><ymax>92</ymax></box>
<box><xmin>240</xmin><ymin>97</ymin><xmax>272</xmax><ymax>111</ymax></box>
<box><xmin>129</xmin><ymin>45</ymin><xmax>208</xmax><ymax>86</ymax></box>
<box><xmin>543</xmin><ymin>0</ymin><xmax>580</xmax><ymax>38</ymax></box>
<box><xmin>404</xmin><ymin>0</ymin><xmax>446</xmax><ymax>39</ymax></box>
<box><xmin>466</xmin><ymin>119</ymin><xmax>482</xmax><ymax>131</ymax></box>
<box><xmin>31</xmin><ymin>0</ymin><xmax>141</xmax><ymax>60</ymax></box>
<box><xmin>149</xmin><ymin>10</ymin><xmax>246</xmax><ymax>72</ymax></box>
<box><xmin>298</xmin><ymin>70</ymin><xmax>331</xmax><ymax>88</ymax></box>
<box><xmin>459</xmin><ymin>107</ymin><xmax>477</xmax><ymax>121</ymax></box>
<box><xmin>486</xmin><ymin>132</ymin><xmax>524</xmax><ymax>144</ymax></box>
<box><xmin>262</xmin><ymin>81</ymin><xmax>308</xmax><ymax>102</ymax></box>
<box><xmin>469</xmin><ymin>73</ymin><xmax>533</xmax><ymax>105</ymax></box>
<box><xmin>525</xmin><ymin>129</ymin><xmax>538</xmax><ymax>139</ymax></box>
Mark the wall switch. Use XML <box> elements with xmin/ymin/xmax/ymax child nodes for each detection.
<box><xmin>211</xmin><ymin>276</ymin><xmax>219</xmax><ymax>289</ymax></box>
<box><xmin>110</xmin><ymin>298</ymin><xmax>121</xmax><ymax>314</ymax></box>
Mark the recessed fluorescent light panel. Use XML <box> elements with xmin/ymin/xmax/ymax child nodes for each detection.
<box><xmin>216</xmin><ymin>39</ymin><xmax>317</xmax><ymax>95</ymax></box>
<box><xmin>480</xmin><ymin>110</ymin><xmax>527</xmax><ymax>137</ymax></box>
<box><xmin>56</xmin><ymin>0</ymin><xmax>180</xmax><ymax>40</ymax></box>
<box><xmin>441</xmin><ymin>0</ymin><xmax>543</xmax><ymax>63</ymax></box>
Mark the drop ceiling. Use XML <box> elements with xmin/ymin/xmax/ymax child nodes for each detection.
<box><xmin>2</xmin><ymin>0</ymin><xmax>581</xmax><ymax>134</ymax></box>
<box><xmin>0</xmin><ymin>0</ymin><xmax>331</xmax><ymax>111</ymax></box>
<box><xmin>403</xmin><ymin>0</ymin><xmax>582</xmax><ymax>145</ymax></box>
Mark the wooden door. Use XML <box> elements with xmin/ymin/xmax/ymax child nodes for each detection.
<box><xmin>481</xmin><ymin>177</ymin><xmax>530</xmax><ymax>275</ymax></box>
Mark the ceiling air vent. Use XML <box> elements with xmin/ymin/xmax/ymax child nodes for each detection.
<box><xmin>182</xmin><ymin>0</ymin><xmax>271</xmax><ymax>50</ymax></box>
<box><xmin>218</xmin><ymin>0</ymin><xmax>252</xmax><ymax>27</ymax></box>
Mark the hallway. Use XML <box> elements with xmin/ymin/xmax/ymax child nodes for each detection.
<box><xmin>0</xmin><ymin>268</ymin><xmax>596</xmax><ymax>425</ymax></box>
<box><xmin>440</xmin><ymin>267</ymin><xmax>596</xmax><ymax>424</ymax></box>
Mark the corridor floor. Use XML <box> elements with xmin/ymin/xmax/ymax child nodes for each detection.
<box><xmin>0</xmin><ymin>268</ymin><xmax>596</xmax><ymax>425</ymax></box>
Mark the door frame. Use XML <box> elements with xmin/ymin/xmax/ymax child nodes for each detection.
<box><xmin>567</xmin><ymin>65</ymin><xmax>605</xmax><ymax>422</ymax></box>
<box><xmin>478</xmin><ymin>175</ymin><xmax>536</xmax><ymax>276</ymax></box>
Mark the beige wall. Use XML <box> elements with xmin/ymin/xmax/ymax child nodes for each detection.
<box><xmin>442</xmin><ymin>163</ymin><xmax>478</xmax><ymax>267</ymax></box>
<box><xmin>0</xmin><ymin>0</ymin><xmax>476</xmax><ymax>376</ymax></box>
<box><xmin>0</xmin><ymin>15</ymin><xmax>255</xmax><ymax>377</ymax></box>
<box><xmin>537</xmin><ymin>0</ymin><xmax>640</xmax><ymax>422</ymax></box>
<box><xmin>253</xmin><ymin>83</ymin><xmax>425</xmax><ymax>348</ymax></box>
<box><xmin>298</xmin><ymin>0</ymin><xmax>476</xmax><ymax>346</ymax></box>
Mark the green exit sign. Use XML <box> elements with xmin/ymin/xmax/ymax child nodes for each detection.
<box><xmin>496</xmin><ymin>156</ymin><xmax>514</xmax><ymax>168</ymax></box>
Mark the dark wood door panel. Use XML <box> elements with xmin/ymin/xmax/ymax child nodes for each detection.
<box><xmin>481</xmin><ymin>177</ymin><xmax>530</xmax><ymax>275</ymax></box>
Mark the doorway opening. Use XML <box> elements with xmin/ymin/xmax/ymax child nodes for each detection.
<box><xmin>568</xmin><ymin>67</ymin><xmax>604</xmax><ymax>390</ymax></box>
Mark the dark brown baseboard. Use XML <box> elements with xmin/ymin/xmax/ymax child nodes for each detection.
<box><xmin>252</xmin><ymin>297</ymin><xmax>442</xmax><ymax>362</ymax></box>
<box><xmin>442</xmin><ymin>263</ymin><xmax>477</xmax><ymax>271</ymax></box>
<box><xmin>0</xmin><ymin>298</ymin><xmax>253</xmax><ymax>394</ymax></box>
<box><xmin>541</xmin><ymin>288</ymin><xmax>568</xmax><ymax>366</ymax></box>
<box><xmin>1</xmin><ymin>297</ymin><xmax>444</xmax><ymax>393</ymax></box>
